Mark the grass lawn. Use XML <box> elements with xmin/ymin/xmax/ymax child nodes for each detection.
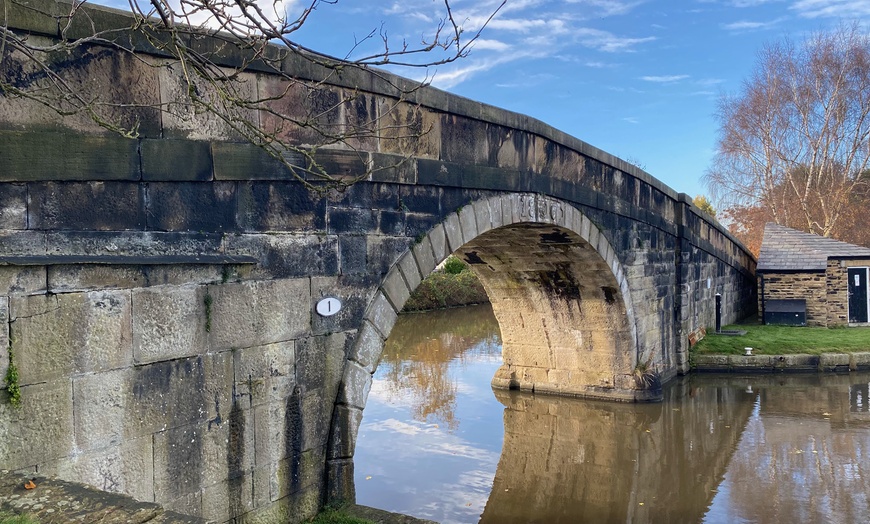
<box><xmin>0</xmin><ymin>512</ymin><xmax>39</xmax><ymax>524</ymax></box>
<box><xmin>693</xmin><ymin>324</ymin><xmax>870</xmax><ymax>355</ymax></box>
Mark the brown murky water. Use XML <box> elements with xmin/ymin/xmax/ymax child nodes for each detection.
<box><xmin>353</xmin><ymin>304</ymin><xmax>870</xmax><ymax>524</ymax></box>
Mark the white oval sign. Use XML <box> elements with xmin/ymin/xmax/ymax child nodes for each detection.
<box><xmin>316</xmin><ymin>297</ymin><xmax>342</xmax><ymax>317</ymax></box>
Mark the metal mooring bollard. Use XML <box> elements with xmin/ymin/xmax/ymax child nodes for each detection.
<box><xmin>715</xmin><ymin>293</ymin><xmax>722</xmax><ymax>333</ymax></box>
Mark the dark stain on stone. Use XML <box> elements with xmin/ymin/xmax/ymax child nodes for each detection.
<box><xmin>537</xmin><ymin>266</ymin><xmax>582</xmax><ymax>301</ymax></box>
<box><xmin>208</xmin><ymin>392</ymin><xmax>223</xmax><ymax>430</ymax></box>
<box><xmin>463</xmin><ymin>251</ymin><xmax>487</xmax><ymax>265</ymax></box>
<box><xmin>285</xmin><ymin>385</ymin><xmax>304</xmax><ymax>494</ymax></box>
<box><xmin>602</xmin><ymin>286</ymin><xmax>618</xmax><ymax>304</ymax></box>
<box><xmin>227</xmin><ymin>396</ymin><xmax>245</xmax><ymax>519</ymax></box>
<box><xmin>540</xmin><ymin>229</ymin><xmax>572</xmax><ymax>244</ymax></box>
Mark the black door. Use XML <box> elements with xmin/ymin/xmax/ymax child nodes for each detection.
<box><xmin>848</xmin><ymin>267</ymin><xmax>868</xmax><ymax>323</ymax></box>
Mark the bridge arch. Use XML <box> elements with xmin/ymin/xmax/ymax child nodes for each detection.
<box><xmin>326</xmin><ymin>192</ymin><xmax>655</xmax><ymax>500</ymax></box>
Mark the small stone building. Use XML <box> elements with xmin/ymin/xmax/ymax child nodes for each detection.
<box><xmin>758</xmin><ymin>223</ymin><xmax>870</xmax><ymax>327</ymax></box>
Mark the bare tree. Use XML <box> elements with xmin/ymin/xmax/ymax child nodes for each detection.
<box><xmin>0</xmin><ymin>0</ymin><xmax>504</xmax><ymax>190</ymax></box>
<box><xmin>705</xmin><ymin>24</ymin><xmax>870</xmax><ymax>239</ymax></box>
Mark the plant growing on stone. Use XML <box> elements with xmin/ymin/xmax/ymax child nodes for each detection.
<box><xmin>633</xmin><ymin>359</ymin><xmax>661</xmax><ymax>391</ymax></box>
<box><xmin>0</xmin><ymin>0</ymin><xmax>504</xmax><ymax>192</ymax></box>
<box><xmin>4</xmin><ymin>344</ymin><xmax>21</xmax><ymax>408</ymax></box>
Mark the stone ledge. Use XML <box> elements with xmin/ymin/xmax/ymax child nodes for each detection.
<box><xmin>0</xmin><ymin>470</ymin><xmax>205</xmax><ymax>523</ymax></box>
<box><xmin>0</xmin><ymin>254</ymin><xmax>258</xmax><ymax>266</ymax></box>
<box><xmin>693</xmin><ymin>352</ymin><xmax>870</xmax><ymax>372</ymax></box>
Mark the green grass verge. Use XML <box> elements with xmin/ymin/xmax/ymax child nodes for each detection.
<box><xmin>0</xmin><ymin>511</ymin><xmax>39</xmax><ymax>524</ymax></box>
<box><xmin>306</xmin><ymin>508</ymin><xmax>374</xmax><ymax>524</ymax></box>
<box><xmin>693</xmin><ymin>324</ymin><xmax>870</xmax><ymax>356</ymax></box>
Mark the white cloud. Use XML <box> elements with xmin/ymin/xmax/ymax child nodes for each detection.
<box><xmin>623</xmin><ymin>116</ymin><xmax>640</xmax><ymax>124</ymax></box>
<box><xmin>721</xmin><ymin>18</ymin><xmax>785</xmax><ymax>30</ymax></box>
<box><xmin>640</xmin><ymin>74</ymin><xmax>690</xmax><ymax>82</ymax></box>
<box><xmin>574</xmin><ymin>28</ymin><xmax>657</xmax><ymax>52</ymax></box>
<box><xmin>563</xmin><ymin>0</ymin><xmax>647</xmax><ymax>17</ymax></box>
<box><xmin>469</xmin><ymin>38</ymin><xmax>512</xmax><ymax>51</ymax></box>
<box><xmin>790</xmin><ymin>0</ymin><xmax>870</xmax><ymax>18</ymax></box>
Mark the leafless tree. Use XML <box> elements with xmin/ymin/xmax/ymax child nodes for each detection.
<box><xmin>704</xmin><ymin>23</ymin><xmax>870</xmax><ymax>239</ymax></box>
<box><xmin>0</xmin><ymin>0</ymin><xmax>504</xmax><ymax>190</ymax></box>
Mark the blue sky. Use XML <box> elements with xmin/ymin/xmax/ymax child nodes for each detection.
<box><xmin>98</xmin><ymin>0</ymin><xmax>870</xmax><ymax>198</ymax></box>
<box><xmin>285</xmin><ymin>0</ymin><xmax>870</xmax><ymax>198</ymax></box>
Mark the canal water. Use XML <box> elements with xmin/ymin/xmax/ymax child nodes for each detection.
<box><xmin>353</xmin><ymin>304</ymin><xmax>870</xmax><ymax>524</ymax></box>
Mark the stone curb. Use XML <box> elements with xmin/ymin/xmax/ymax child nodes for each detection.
<box><xmin>692</xmin><ymin>352</ymin><xmax>870</xmax><ymax>373</ymax></box>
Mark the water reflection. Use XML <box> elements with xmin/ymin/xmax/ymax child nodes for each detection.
<box><xmin>354</xmin><ymin>306</ymin><xmax>870</xmax><ymax>524</ymax></box>
<box><xmin>374</xmin><ymin>305</ymin><xmax>501</xmax><ymax>432</ymax></box>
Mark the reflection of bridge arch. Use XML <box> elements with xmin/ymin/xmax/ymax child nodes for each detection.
<box><xmin>327</xmin><ymin>192</ymin><xmax>653</xmax><ymax>498</ymax></box>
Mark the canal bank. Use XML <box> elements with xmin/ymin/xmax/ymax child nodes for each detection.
<box><xmin>693</xmin><ymin>352</ymin><xmax>870</xmax><ymax>373</ymax></box>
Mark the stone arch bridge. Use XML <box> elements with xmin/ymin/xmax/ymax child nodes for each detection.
<box><xmin>0</xmin><ymin>1</ymin><xmax>756</xmax><ymax>522</ymax></box>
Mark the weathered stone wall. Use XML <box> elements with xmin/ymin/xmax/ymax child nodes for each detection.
<box><xmin>760</xmin><ymin>271</ymin><xmax>827</xmax><ymax>326</ymax></box>
<box><xmin>1</xmin><ymin>0</ymin><xmax>756</xmax><ymax>520</ymax></box>
<box><xmin>826</xmin><ymin>258</ymin><xmax>870</xmax><ymax>326</ymax></box>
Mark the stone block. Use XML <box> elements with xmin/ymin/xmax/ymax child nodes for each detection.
<box><xmin>49</xmin><ymin>436</ymin><xmax>154</xmax><ymax>503</ymax></box>
<box><xmin>458</xmin><ymin>204</ymin><xmax>479</xmax><ymax>243</ymax></box>
<box><xmin>296</xmin><ymin>332</ymin><xmax>346</xmax><ymax>398</ymax></box>
<box><xmin>472</xmin><ymin>198</ymin><xmax>493</xmax><ymax>235</ymax></box>
<box><xmin>301</xmin><ymin>392</ymin><xmax>331</xmax><ymax>452</ymax></box>
<box><xmin>339</xmin><ymin>235</ymin><xmax>367</xmax><ymax>275</ymax></box>
<box><xmin>0</xmin><ymin>183</ymin><xmax>26</xmax><ymax>229</ymax></box>
<box><xmin>161</xmin><ymin>491</ymin><xmax>203</xmax><ymax>519</ymax></box>
<box><xmin>397</xmin><ymin>251</ymin><xmax>422</xmax><ymax>292</ymax></box>
<box><xmin>10</xmin><ymin>290</ymin><xmax>133</xmax><ymax>385</ymax></box>
<box><xmin>73</xmin><ymin>353</ymin><xmax>233</xmax><ymax>449</ymax></box>
<box><xmin>413</xmin><ymin>236</ymin><xmax>438</xmax><ymax>279</ymax></box>
<box><xmin>371</xmin><ymin>152</ymin><xmax>417</xmax><ymax>184</ymax></box>
<box><xmin>380</xmin><ymin>265</ymin><xmax>411</xmax><ymax>312</ymax></box>
<box><xmin>336</xmin><ymin>361</ymin><xmax>371</xmax><ymax>410</ymax></box>
<box><xmin>29</xmin><ymin>181</ymin><xmax>145</xmax><ymax>231</ymax></box>
<box><xmin>0</xmin><ymin>297</ymin><xmax>7</xmax><ymax>383</ymax></box>
<box><xmin>222</xmin><ymin>233</ymin><xmax>339</xmax><ymax>279</ymax></box>
<box><xmin>0</xmin><ymin>266</ymin><xmax>45</xmax><ymax>296</ymax></box>
<box><xmin>428</xmin><ymin>223</ymin><xmax>450</xmax><ymax>265</ymax></box>
<box><xmin>208</xmin><ymin>278</ymin><xmax>311</xmax><ymax>351</ymax></box>
<box><xmin>0</xmin><ymin>131</ymin><xmax>141</xmax><ymax>181</ymax></box>
<box><xmin>351</xmin><ymin>321</ymin><xmax>385</xmax><ymax>373</ymax></box>
<box><xmin>442</xmin><ymin>213</ymin><xmax>464</xmax><ymax>253</ymax></box>
<box><xmin>132</xmin><ymin>284</ymin><xmax>208</xmax><ymax>364</ymax></box>
<box><xmin>270</xmin><ymin>449</ymin><xmax>325</xmax><ymax>501</ymax></box>
<box><xmin>818</xmin><ymin>352</ymin><xmax>850</xmax><ymax>372</ymax></box>
<box><xmin>147</xmin><ymin>182</ymin><xmax>238</xmax><ymax>233</ymax></box>
<box><xmin>213</xmin><ymin>142</ymin><xmax>294</xmax><ymax>180</ymax></box>
<box><xmin>253</xmin><ymin>464</ymin><xmax>272</xmax><ymax>509</ymax></box>
<box><xmin>851</xmin><ymin>352</ymin><xmax>870</xmax><ymax>371</ymax></box>
<box><xmin>0</xmin><ymin>380</ymin><xmax>74</xmax><ymax>470</ymax></box>
<box><xmin>236</xmin><ymin>181</ymin><xmax>327</xmax><ymax>232</ymax></box>
<box><xmin>160</xmin><ymin>62</ymin><xmax>258</xmax><ymax>141</ymax></box>
<box><xmin>327</xmin><ymin>405</ymin><xmax>363</xmax><ymax>460</ymax></box>
<box><xmin>326</xmin><ymin>458</ymin><xmax>355</xmax><ymax>504</ymax></box>
<box><xmin>365</xmin><ymin>291</ymin><xmax>397</xmax><ymax>340</ymax></box>
<box><xmin>153</xmin><ymin>411</ymin><xmax>255</xmax><ymax>505</ymax></box>
<box><xmin>142</xmin><ymin>139</ymin><xmax>214</xmax><ymax>181</ymax></box>
<box><xmin>202</xmin><ymin>473</ymin><xmax>255</xmax><ymax>523</ymax></box>
<box><xmin>43</xmin><ymin>230</ymin><xmax>223</xmax><ymax>259</ymax></box>
<box><xmin>310</xmin><ymin>275</ymin><xmax>372</xmax><ymax>336</ymax></box>
<box><xmin>233</xmin><ymin>341</ymin><xmax>295</xmax><ymax>407</ymax></box>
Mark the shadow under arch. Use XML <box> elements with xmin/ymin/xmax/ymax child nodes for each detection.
<box><xmin>325</xmin><ymin>193</ymin><xmax>654</xmax><ymax>501</ymax></box>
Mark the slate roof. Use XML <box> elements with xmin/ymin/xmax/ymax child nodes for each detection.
<box><xmin>757</xmin><ymin>223</ymin><xmax>870</xmax><ymax>272</ymax></box>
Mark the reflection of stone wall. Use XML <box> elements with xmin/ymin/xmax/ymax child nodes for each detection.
<box><xmin>714</xmin><ymin>374</ymin><xmax>870</xmax><ymax>523</ymax></box>
<box><xmin>481</xmin><ymin>382</ymin><xmax>755</xmax><ymax>523</ymax></box>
